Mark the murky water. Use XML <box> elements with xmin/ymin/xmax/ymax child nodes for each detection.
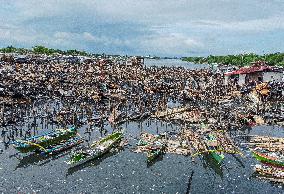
<box><xmin>0</xmin><ymin>59</ymin><xmax>282</xmax><ymax>193</ymax></box>
<box><xmin>0</xmin><ymin>98</ymin><xmax>283</xmax><ymax>194</ymax></box>
<box><xmin>144</xmin><ymin>59</ymin><xmax>209</xmax><ymax>70</ymax></box>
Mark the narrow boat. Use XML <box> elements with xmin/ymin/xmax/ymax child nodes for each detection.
<box><xmin>146</xmin><ymin>141</ymin><xmax>166</xmax><ymax>163</ymax></box>
<box><xmin>251</xmin><ymin>149</ymin><xmax>284</xmax><ymax>167</ymax></box>
<box><xmin>39</xmin><ymin>137</ymin><xmax>84</xmax><ymax>155</ymax></box>
<box><xmin>254</xmin><ymin>164</ymin><xmax>284</xmax><ymax>178</ymax></box>
<box><xmin>12</xmin><ymin>127</ymin><xmax>77</xmax><ymax>153</ymax></box>
<box><xmin>205</xmin><ymin>134</ymin><xmax>225</xmax><ymax>164</ymax></box>
<box><xmin>68</xmin><ymin>131</ymin><xmax>123</xmax><ymax>167</ymax></box>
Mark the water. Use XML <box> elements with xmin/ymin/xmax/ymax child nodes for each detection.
<box><xmin>0</xmin><ymin>99</ymin><xmax>283</xmax><ymax>194</ymax></box>
<box><xmin>0</xmin><ymin>59</ymin><xmax>283</xmax><ymax>193</ymax></box>
<box><xmin>144</xmin><ymin>59</ymin><xmax>209</xmax><ymax>70</ymax></box>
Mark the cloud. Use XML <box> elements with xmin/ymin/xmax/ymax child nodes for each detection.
<box><xmin>82</xmin><ymin>32</ymin><xmax>96</xmax><ymax>42</ymax></box>
<box><xmin>0</xmin><ymin>25</ymin><xmax>49</xmax><ymax>46</ymax></box>
<box><xmin>193</xmin><ymin>15</ymin><xmax>284</xmax><ymax>32</ymax></box>
<box><xmin>0</xmin><ymin>0</ymin><xmax>284</xmax><ymax>56</ymax></box>
<box><xmin>138</xmin><ymin>33</ymin><xmax>203</xmax><ymax>56</ymax></box>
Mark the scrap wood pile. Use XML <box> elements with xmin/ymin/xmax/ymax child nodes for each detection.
<box><xmin>237</xmin><ymin>113</ymin><xmax>265</xmax><ymax>126</ymax></box>
<box><xmin>255</xmin><ymin>82</ymin><xmax>270</xmax><ymax>97</ymax></box>
<box><xmin>152</xmin><ymin>107</ymin><xmax>206</xmax><ymax>123</ymax></box>
<box><xmin>134</xmin><ymin>129</ymin><xmax>243</xmax><ymax>158</ymax></box>
<box><xmin>254</xmin><ymin>164</ymin><xmax>284</xmax><ymax>180</ymax></box>
<box><xmin>0</xmin><ymin>97</ymin><xmax>31</xmax><ymax>105</ymax></box>
<box><xmin>212</xmin><ymin>131</ymin><xmax>243</xmax><ymax>155</ymax></box>
<box><xmin>169</xmin><ymin>110</ymin><xmax>205</xmax><ymax>123</ymax></box>
<box><xmin>253</xmin><ymin>161</ymin><xmax>284</xmax><ymax>184</ymax></box>
<box><xmin>179</xmin><ymin>129</ymin><xmax>206</xmax><ymax>155</ymax></box>
<box><xmin>134</xmin><ymin>132</ymin><xmax>193</xmax><ymax>156</ymax></box>
<box><xmin>242</xmin><ymin>135</ymin><xmax>284</xmax><ymax>153</ymax></box>
<box><xmin>133</xmin><ymin>133</ymin><xmax>167</xmax><ymax>163</ymax></box>
<box><xmin>134</xmin><ymin>133</ymin><xmax>166</xmax><ymax>152</ymax></box>
<box><xmin>241</xmin><ymin>135</ymin><xmax>284</xmax><ymax>183</ymax></box>
<box><xmin>257</xmin><ymin>176</ymin><xmax>284</xmax><ymax>184</ymax></box>
<box><xmin>133</xmin><ymin>129</ymin><xmax>211</xmax><ymax>157</ymax></box>
<box><xmin>247</xmin><ymin>81</ymin><xmax>284</xmax><ymax>104</ymax></box>
<box><xmin>253</xmin><ymin>116</ymin><xmax>265</xmax><ymax>125</ymax></box>
<box><xmin>188</xmin><ymin>129</ymin><xmax>243</xmax><ymax>157</ymax></box>
<box><xmin>152</xmin><ymin>107</ymin><xmax>189</xmax><ymax>119</ymax></box>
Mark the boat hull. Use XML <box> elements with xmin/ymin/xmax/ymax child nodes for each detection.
<box><xmin>41</xmin><ymin>137</ymin><xmax>83</xmax><ymax>155</ymax></box>
<box><xmin>205</xmin><ymin>134</ymin><xmax>225</xmax><ymax>164</ymax></box>
<box><xmin>13</xmin><ymin>127</ymin><xmax>77</xmax><ymax>153</ymax></box>
<box><xmin>210</xmin><ymin>151</ymin><xmax>225</xmax><ymax>164</ymax></box>
<box><xmin>146</xmin><ymin>144</ymin><xmax>166</xmax><ymax>163</ymax></box>
<box><xmin>68</xmin><ymin>132</ymin><xmax>123</xmax><ymax>167</ymax></box>
<box><xmin>255</xmin><ymin>165</ymin><xmax>284</xmax><ymax>178</ymax></box>
<box><xmin>252</xmin><ymin>150</ymin><xmax>284</xmax><ymax>167</ymax></box>
<box><xmin>147</xmin><ymin>149</ymin><xmax>162</xmax><ymax>163</ymax></box>
<box><xmin>68</xmin><ymin>149</ymin><xmax>106</xmax><ymax>168</ymax></box>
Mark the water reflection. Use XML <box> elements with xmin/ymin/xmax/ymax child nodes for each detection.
<box><xmin>15</xmin><ymin>150</ymin><xmax>71</xmax><ymax>170</ymax></box>
<box><xmin>202</xmin><ymin>155</ymin><xmax>224</xmax><ymax>179</ymax></box>
<box><xmin>146</xmin><ymin>154</ymin><xmax>165</xmax><ymax>168</ymax></box>
<box><xmin>0</xmin><ymin>96</ymin><xmax>283</xmax><ymax>193</ymax></box>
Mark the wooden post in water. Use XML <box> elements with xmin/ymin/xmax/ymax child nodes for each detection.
<box><xmin>1</xmin><ymin>103</ymin><xmax>4</xmax><ymax>125</ymax></box>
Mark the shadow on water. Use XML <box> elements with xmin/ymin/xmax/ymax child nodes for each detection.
<box><xmin>14</xmin><ymin>150</ymin><xmax>71</xmax><ymax>170</ymax></box>
<box><xmin>232</xmin><ymin>154</ymin><xmax>245</xmax><ymax>168</ymax></box>
<box><xmin>146</xmin><ymin>153</ymin><xmax>165</xmax><ymax>168</ymax></box>
<box><xmin>250</xmin><ymin>172</ymin><xmax>284</xmax><ymax>187</ymax></box>
<box><xmin>66</xmin><ymin>148</ymin><xmax>123</xmax><ymax>177</ymax></box>
<box><xmin>202</xmin><ymin>154</ymin><xmax>224</xmax><ymax>179</ymax></box>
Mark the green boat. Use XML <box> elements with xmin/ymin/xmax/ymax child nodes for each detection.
<box><xmin>68</xmin><ymin>131</ymin><xmax>123</xmax><ymax>167</ymax></box>
<box><xmin>205</xmin><ymin>134</ymin><xmax>225</xmax><ymax>164</ymax></box>
<box><xmin>146</xmin><ymin>141</ymin><xmax>166</xmax><ymax>163</ymax></box>
<box><xmin>39</xmin><ymin>137</ymin><xmax>83</xmax><ymax>155</ymax></box>
<box><xmin>12</xmin><ymin>127</ymin><xmax>77</xmax><ymax>153</ymax></box>
<box><xmin>251</xmin><ymin>149</ymin><xmax>284</xmax><ymax>167</ymax></box>
<box><xmin>210</xmin><ymin>150</ymin><xmax>225</xmax><ymax>164</ymax></box>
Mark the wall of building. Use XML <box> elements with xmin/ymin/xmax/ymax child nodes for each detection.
<box><xmin>225</xmin><ymin>71</ymin><xmax>283</xmax><ymax>85</ymax></box>
<box><xmin>224</xmin><ymin>76</ymin><xmax>229</xmax><ymax>85</ymax></box>
<box><xmin>263</xmin><ymin>72</ymin><xmax>283</xmax><ymax>82</ymax></box>
<box><xmin>225</xmin><ymin>74</ymin><xmax>246</xmax><ymax>85</ymax></box>
<box><xmin>239</xmin><ymin>74</ymin><xmax>246</xmax><ymax>85</ymax></box>
<box><xmin>245</xmin><ymin>72</ymin><xmax>263</xmax><ymax>83</ymax></box>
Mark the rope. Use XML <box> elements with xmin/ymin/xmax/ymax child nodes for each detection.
<box><xmin>17</xmin><ymin>140</ymin><xmax>48</xmax><ymax>152</ymax></box>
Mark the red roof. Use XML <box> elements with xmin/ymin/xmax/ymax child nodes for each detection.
<box><xmin>225</xmin><ymin>65</ymin><xmax>273</xmax><ymax>76</ymax></box>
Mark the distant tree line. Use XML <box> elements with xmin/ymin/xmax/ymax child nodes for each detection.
<box><xmin>182</xmin><ymin>53</ymin><xmax>284</xmax><ymax>67</ymax></box>
<box><xmin>0</xmin><ymin>45</ymin><xmax>92</xmax><ymax>56</ymax></box>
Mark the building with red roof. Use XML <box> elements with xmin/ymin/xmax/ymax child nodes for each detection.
<box><xmin>224</xmin><ymin>61</ymin><xmax>283</xmax><ymax>85</ymax></box>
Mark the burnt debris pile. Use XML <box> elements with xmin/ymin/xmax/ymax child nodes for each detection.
<box><xmin>0</xmin><ymin>53</ymin><xmax>283</xmax><ymax>183</ymax></box>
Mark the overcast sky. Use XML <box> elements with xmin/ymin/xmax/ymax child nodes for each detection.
<box><xmin>0</xmin><ymin>0</ymin><xmax>284</xmax><ymax>56</ymax></box>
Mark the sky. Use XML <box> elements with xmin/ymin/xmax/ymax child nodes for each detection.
<box><xmin>0</xmin><ymin>0</ymin><xmax>284</xmax><ymax>57</ymax></box>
